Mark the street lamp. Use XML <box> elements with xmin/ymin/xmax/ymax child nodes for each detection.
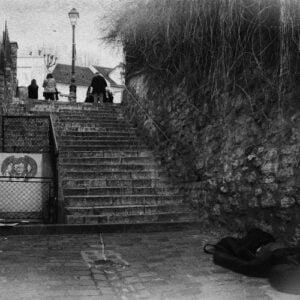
<box><xmin>68</xmin><ymin>8</ymin><xmax>79</xmax><ymax>102</ymax></box>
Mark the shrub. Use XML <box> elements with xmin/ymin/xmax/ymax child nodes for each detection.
<box><xmin>105</xmin><ymin>0</ymin><xmax>300</xmax><ymax>110</ymax></box>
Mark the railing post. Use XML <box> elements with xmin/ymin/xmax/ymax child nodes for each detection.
<box><xmin>49</xmin><ymin>113</ymin><xmax>65</xmax><ymax>223</ymax></box>
<box><xmin>0</xmin><ymin>106</ymin><xmax>4</xmax><ymax>152</ymax></box>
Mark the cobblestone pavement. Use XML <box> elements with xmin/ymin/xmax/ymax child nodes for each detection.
<box><xmin>0</xmin><ymin>228</ymin><xmax>298</xmax><ymax>300</ymax></box>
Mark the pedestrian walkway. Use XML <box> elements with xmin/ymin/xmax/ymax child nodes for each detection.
<box><xmin>0</xmin><ymin>228</ymin><xmax>297</xmax><ymax>300</ymax></box>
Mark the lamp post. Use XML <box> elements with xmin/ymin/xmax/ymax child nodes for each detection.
<box><xmin>68</xmin><ymin>8</ymin><xmax>79</xmax><ymax>102</ymax></box>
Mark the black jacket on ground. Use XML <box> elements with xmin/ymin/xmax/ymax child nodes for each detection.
<box><xmin>204</xmin><ymin>228</ymin><xmax>300</xmax><ymax>295</ymax></box>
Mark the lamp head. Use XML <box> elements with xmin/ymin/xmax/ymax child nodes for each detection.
<box><xmin>68</xmin><ymin>8</ymin><xmax>79</xmax><ymax>26</ymax></box>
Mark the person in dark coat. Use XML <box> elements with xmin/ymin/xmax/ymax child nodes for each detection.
<box><xmin>28</xmin><ymin>79</ymin><xmax>39</xmax><ymax>99</ymax></box>
<box><xmin>104</xmin><ymin>89</ymin><xmax>114</xmax><ymax>103</ymax></box>
<box><xmin>90</xmin><ymin>72</ymin><xmax>107</xmax><ymax>104</ymax></box>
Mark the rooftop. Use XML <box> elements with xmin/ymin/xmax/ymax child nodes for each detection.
<box><xmin>52</xmin><ymin>64</ymin><xmax>94</xmax><ymax>86</ymax></box>
<box><xmin>52</xmin><ymin>63</ymin><xmax>122</xmax><ymax>87</ymax></box>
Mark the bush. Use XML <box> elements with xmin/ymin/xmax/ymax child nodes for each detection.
<box><xmin>105</xmin><ymin>0</ymin><xmax>300</xmax><ymax>110</ymax></box>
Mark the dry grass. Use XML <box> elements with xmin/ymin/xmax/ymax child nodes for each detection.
<box><xmin>105</xmin><ymin>0</ymin><xmax>300</xmax><ymax>111</ymax></box>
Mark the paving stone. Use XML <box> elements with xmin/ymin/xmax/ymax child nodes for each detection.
<box><xmin>0</xmin><ymin>229</ymin><xmax>294</xmax><ymax>299</ymax></box>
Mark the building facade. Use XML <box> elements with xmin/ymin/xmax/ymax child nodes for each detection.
<box><xmin>0</xmin><ymin>24</ymin><xmax>18</xmax><ymax>105</ymax></box>
<box><xmin>52</xmin><ymin>63</ymin><xmax>124</xmax><ymax>103</ymax></box>
<box><xmin>17</xmin><ymin>49</ymin><xmax>57</xmax><ymax>99</ymax></box>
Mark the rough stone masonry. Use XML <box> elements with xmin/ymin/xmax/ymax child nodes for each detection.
<box><xmin>122</xmin><ymin>76</ymin><xmax>300</xmax><ymax>245</ymax></box>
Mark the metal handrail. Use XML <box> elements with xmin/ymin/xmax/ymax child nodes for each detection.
<box><xmin>124</xmin><ymin>86</ymin><xmax>171</xmax><ymax>142</ymax></box>
<box><xmin>123</xmin><ymin>86</ymin><xmax>198</xmax><ymax>188</ymax></box>
<box><xmin>1</xmin><ymin>105</ymin><xmax>3</xmax><ymax>152</ymax></box>
<box><xmin>49</xmin><ymin>112</ymin><xmax>59</xmax><ymax>156</ymax></box>
<box><xmin>49</xmin><ymin>109</ymin><xmax>65</xmax><ymax>223</ymax></box>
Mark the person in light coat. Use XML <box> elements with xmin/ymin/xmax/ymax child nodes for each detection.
<box><xmin>43</xmin><ymin>73</ymin><xmax>56</xmax><ymax>101</ymax></box>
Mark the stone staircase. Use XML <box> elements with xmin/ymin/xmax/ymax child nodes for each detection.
<box><xmin>53</xmin><ymin>104</ymin><xmax>198</xmax><ymax>225</ymax></box>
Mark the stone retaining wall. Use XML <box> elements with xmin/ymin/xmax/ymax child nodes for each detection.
<box><xmin>122</xmin><ymin>77</ymin><xmax>300</xmax><ymax>244</ymax></box>
<box><xmin>2</xmin><ymin>117</ymin><xmax>50</xmax><ymax>153</ymax></box>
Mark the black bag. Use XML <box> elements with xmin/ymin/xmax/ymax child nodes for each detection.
<box><xmin>55</xmin><ymin>88</ymin><xmax>59</xmax><ymax>100</ymax></box>
<box><xmin>204</xmin><ymin>228</ymin><xmax>276</xmax><ymax>277</ymax></box>
<box><xmin>85</xmin><ymin>93</ymin><xmax>94</xmax><ymax>103</ymax></box>
<box><xmin>204</xmin><ymin>228</ymin><xmax>300</xmax><ymax>294</ymax></box>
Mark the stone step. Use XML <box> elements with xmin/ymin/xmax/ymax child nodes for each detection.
<box><xmin>62</xmin><ymin>178</ymin><xmax>170</xmax><ymax>188</ymax></box>
<box><xmin>58</xmin><ymin>119</ymin><xmax>125</xmax><ymax>125</ymax></box>
<box><xmin>57</xmin><ymin>116</ymin><xmax>123</xmax><ymax>121</ymax></box>
<box><xmin>56</xmin><ymin>112</ymin><xmax>120</xmax><ymax>118</ymax></box>
<box><xmin>58</xmin><ymin>145</ymin><xmax>148</xmax><ymax>151</ymax></box>
<box><xmin>61</xmin><ymin>131</ymin><xmax>136</xmax><ymax>137</ymax></box>
<box><xmin>57</xmin><ymin>128</ymin><xmax>134</xmax><ymax>134</ymax></box>
<box><xmin>56</xmin><ymin>121</ymin><xmax>129</xmax><ymax>126</ymax></box>
<box><xmin>64</xmin><ymin>194</ymin><xmax>184</xmax><ymax>207</ymax></box>
<box><xmin>66</xmin><ymin>212</ymin><xmax>198</xmax><ymax>224</ymax></box>
<box><xmin>56</xmin><ymin>109</ymin><xmax>119</xmax><ymax>114</ymax></box>
<box><xmin>58</xmin><ymin>136</ymin><xmax>139</xmax><ymax>142</ymax></box>
<box><xmin>55</xmin><ymin>106</ymin><xmax>118</xmax><ymax>112</ymax></box>
<box><xmin>57</xmin><ymin>105</ymin><xmax>118</xmax><ymax>110</ymax></box>
<box><xmin>57</xmin><ymin>108</ymin><xmax>118</xmax><ymax>112</ymax></box>
<box><xmin>57</xmin><ymin>122</ymin><xmax>130</xmax><ymax>128</ymax></box>
<box><xmin>63</xmin><ymin>186</ymin><xmax>177</xmax><ymax>196</ymax></box>
<box><xmin>59</xmin><ymin>150</ymin><xmax>153</xmax><ymax>158</ymax></box>
<box><xmin>57</xmin><ymin>127</ymin><xmax>135</xmax><ymax>133</ymax></box>
<box><xmin>65</xmin><ymin>204</ymin><xmax>190</xmax><ymax>216</ymax></box>
<box><xmin>60</xmin><ymin>156</ymin><xmax>156</xmax><ymax>164</ymax></box>
<box><xmin>62</xmin><ymin>170</ymin><xmax>166</xmax><ymax>180</ymax></box>
<box><xmin>59</xmin><ymin>140</ymin><xmax>143</xmax><ymax>146</ymax></box>
<box><xmin>8</xmin><ymin>100</ymin><xmax>118</xmax><ymax>109</ymax></box>
<box><xmin>60</xmin><ymin>163</ymin><xmax>161</xmax><ymax>172</ymax></box>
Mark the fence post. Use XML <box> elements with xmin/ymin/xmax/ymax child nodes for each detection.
<box><xmin>0</xmin><ymin>106</ymin><xmax>3</xmax><ymax>152</ymax></box>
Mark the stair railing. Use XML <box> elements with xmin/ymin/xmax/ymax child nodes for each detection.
<box><xmin>49</xmin><ymin>112</ymin><xmax>59</xmax><ymax>155</ymax></box>
<box><xmin>123</xmin><ymin>87</ymin><xmax>186</xmax><ymax>183</ymax></box>
<box><xmin>49</xmin><ymin>111</ymin><xmax>64</xmax><ymax>223</ymax></box>
<box><xmin>123</xmin><ymin>86</ymin><xmax>201</xmax><ymax>216</ymax></box>
<box><xmin>0</xmin><ymin>104</ymin><xmax>4</xmax><ymax>152</ymax></box>
<box><xmin>124</xmin><ymin>86</ymin><xmax>172</xmax><ymax>142</ymax></box>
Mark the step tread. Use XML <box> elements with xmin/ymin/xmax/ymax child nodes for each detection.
<box><xmin>64</xmin><ymin>194</ymin><xmax>183</xmax><ymax>199</ymax></box>
<box><xmin>63</xmin><ymin>187</ymin><xmax>176</xmax><ymax>191</ymax></box>
<box><xmin>67</xmin><ymin>211</ymin><xmax>197</xmax><ymax>217</ymax></box>
<box><xmin>60</xmin><ymin>162</ymin><xmax>157</xmax><ymax>166</ymax></box>
<box><xmin>66</xmin><ymin>204</ymin><xmax>188</xmax><ymax>209</ymax></box>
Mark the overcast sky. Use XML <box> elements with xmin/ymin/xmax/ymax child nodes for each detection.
<box><xmin>0</xmin><ymin>0</ymin><xmax>124</xmax><ymax>67</ymax></box>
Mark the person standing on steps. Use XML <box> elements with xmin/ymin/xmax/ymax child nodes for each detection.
<box><xmin>43</xmin><ymin>73</ymin><xmax>57</xmax><ymax>101</ymax></box>
<box><xmin>89</xmin><ymin>72</ymin><xmax>107</xmax><ymax>104</ymax></box>
<box><xmin>28</xmin><ymin>79</ymin><xmax>39</xmax><ymax>99</ymax></box>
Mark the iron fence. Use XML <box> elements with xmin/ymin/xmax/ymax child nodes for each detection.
<box><xmin>0</xmin><ymin>179</ymin><xmax>52</xmax><ymax>220</ymax></box>
<box><xmin>0</xmin><ymin>115</ymin><xmax>58</xmax><ymax>223</ymax></box>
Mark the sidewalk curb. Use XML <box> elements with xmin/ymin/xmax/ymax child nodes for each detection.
<box><xmin>0</xmin><ymin>221</ymin><xmax>202</xmax><ymax>235</ymax></box>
